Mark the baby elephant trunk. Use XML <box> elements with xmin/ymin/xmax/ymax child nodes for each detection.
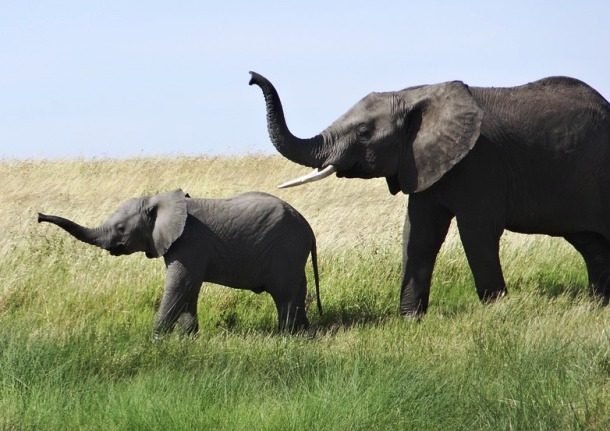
<box><xmin>38</xmin><ymin>213</ymin><xmax>107</xmax><ymax>248</ymax></box>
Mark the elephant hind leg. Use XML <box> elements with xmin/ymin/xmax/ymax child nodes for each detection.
<box><xmin>268</xmin><ymin>275</ymin><xmax>309</xmax><ymax>332</ymax></box>
<box><xmin>564</xmin><ymin>233</ymin><xmax>610</xmax><ymax>305</ymax></box>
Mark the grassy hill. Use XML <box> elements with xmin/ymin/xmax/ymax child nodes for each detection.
<box><xmin>1</xmin><ymin>156</ymin><xmax>609</xmax><ymax>430</ymax></box>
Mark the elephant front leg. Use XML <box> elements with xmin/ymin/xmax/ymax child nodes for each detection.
<box><xmin>456</xmin><ymin>219</ymin><xmax>507</xmax><ymax>302</ymax></box>
<box><xmin>154</xmin><ymin>260</ymin><xmax>202</xmax><ymax>336</ymax></box>
<box><xmin>400</xmin><ymin>198</ymin><xmax>452</xmax><ymax>316</ymax></box>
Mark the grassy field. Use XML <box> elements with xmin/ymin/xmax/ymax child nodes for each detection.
<box><xmin>1</xmin><ymin>156</ymin><xmax>609</xmax><ymax>430</ymax></box>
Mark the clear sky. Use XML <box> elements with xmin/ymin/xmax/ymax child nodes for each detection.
<box><xmin>2</xmin><ymin>1</ymin><xmax>609</xmax><ymax>159</ymax></box>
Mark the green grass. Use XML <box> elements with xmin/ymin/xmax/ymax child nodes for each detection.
<box><xmin>1</xmin><ymin>157</ymin><xmax>609</xmax><ymax>429</ymax></box>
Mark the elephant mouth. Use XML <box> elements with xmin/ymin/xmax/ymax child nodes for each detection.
<box><xmin>336</xmin><ymin>168</ymin><xmax>376</xmax><ymax>179</ymax></box>
<box><xmin>334</xmin><ymin>161</ymin><xmax>377</xmax><ymax>179</ymax></box>
<box><xmin>107</xmin><ymin>244</ymin><xmax>127</xmax><ymax>256</ymax></box>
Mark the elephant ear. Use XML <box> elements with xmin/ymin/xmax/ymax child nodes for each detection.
<box><xmin>390</xmin><ymin>81</ymin><xmax>483</xmax><ymax>194</ymax></box>
<box><xmin>147</xmin><ymin>189</ymin><xmax>188</xmax><ymax>258</ymax></box>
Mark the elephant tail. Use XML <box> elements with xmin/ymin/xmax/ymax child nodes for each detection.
<box><xmin>310</xmin><ymin>237</ymin><xmax>322</xmax><ymax>315</ymax></box>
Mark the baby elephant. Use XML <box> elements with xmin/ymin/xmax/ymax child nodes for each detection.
<box><xmin>38</xmin><ymin>190</ymin><xmax>321</xmax><ymax>335</ymax></box>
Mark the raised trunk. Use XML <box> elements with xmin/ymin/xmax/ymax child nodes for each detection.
<box><xmin>249</xmin><ymin>71</ymin><xmax>327</xmax><ymax>168</ymax></box>
<box><xmin>38</xmin><ymin>213</ymin><xmax>107</xmax><ymax>248</ymax></box>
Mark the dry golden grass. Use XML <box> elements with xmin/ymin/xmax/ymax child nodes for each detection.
<box><xmin>1</xmin><ymin>156</ymin><xmax>408</xmax><ymax>253</ymax></box>
<box><xmin>1</xmin><ymin>154</ymin><xmax>576</xmax><ymax>270</ymax></box>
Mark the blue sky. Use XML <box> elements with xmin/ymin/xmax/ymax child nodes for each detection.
<box><xmin>1</xmin><ymin>1</ymin><xmax>609</xmax><ymax>159</ymax></box>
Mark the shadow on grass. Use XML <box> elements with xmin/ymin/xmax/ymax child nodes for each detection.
<box><xmin>209</xmin><ymin>314</ymin><xmax>390</xmax><ymax>340</ymax></box>
<box><xmin>510</xmin><ymin>278</ymin><xmax>609</xmax><ymax>308</ymax></box>
<box><xmin>530</xmin><ymin>281</ymin><xmax>586</xmax><ymax>300</ymax></box>
<box><xmin>200</xmin><ymin>304</ymin><xmax>398</xmax><ymax>339</ymax></box>
<box><xmin>310</xmin><ymin>304</ymin><xmax>398</xmax><ymax>336</ymax></box>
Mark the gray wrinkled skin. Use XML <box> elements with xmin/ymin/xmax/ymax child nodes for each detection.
<box><xmin>39</xmin><ymin>190</ymin><xmax>321</xmax><ymax>335</ymax></box>
<box><xmin>251</xmin><ymin>72</ymin><xmax>610</xmax><ymax>314</ymax></box>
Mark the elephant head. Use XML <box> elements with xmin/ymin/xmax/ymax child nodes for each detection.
<box><xmin>249</xmin><ymin>72</ymin><xmax>484</xmax><ymax>194</ymax></box>
<box><xmin>38</xmin><ymin>189</ymin><xmax>188</xmax><ymax>258</ymax></box>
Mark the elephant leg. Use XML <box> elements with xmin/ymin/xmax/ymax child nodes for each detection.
<box><xmin>564</xmin><ymin>233</ymin><xmax>610</xmax><ymax>304</ymax></box>
<box><xmin>154</xmin><ymin>259</ymin><xmax>202</xmax><ymax>336</ymax></box>
<box><xmin>268</xmin><ymin>275</ymin><xmax>309</xmax><ymax>332</ymax></box>
<box><xmin>176</xmin><ymin>292</ymin><xmax>200</xmax><ymax>335</ymax></box>
<box><xmin>400</xmin><ymin>197</ymin><xmax>453</xmax><ymax>316</ymax></box>
<box><xmin>456</xmin><ymin>219</ymin><xmax>506</xmax><ymax>302</ymax></box>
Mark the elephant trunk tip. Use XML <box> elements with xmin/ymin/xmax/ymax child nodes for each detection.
<box><xmin>38</xmin><ymin>213</ymin><xmax>48</xmax><ymax>223</ymax></box>
<box><xmin>248</xmin><ymin>71</ymin><xmax>265</xmax><ymax>87</ymax></box>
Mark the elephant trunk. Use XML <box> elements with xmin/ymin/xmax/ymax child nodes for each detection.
<box><xmin>249</xmin><ymin>71</ymin><xmax>328</xmax><ymax>169</ymax></box>
<box><xmin>38</xmin><ymin>213</ymin><xmax>108</xmax><ymax>249</ymax></box>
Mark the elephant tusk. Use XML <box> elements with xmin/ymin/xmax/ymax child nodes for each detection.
<box><xmin>278</xmin><ymin>165</ymin><xmax>338</xmax><ymax>189</ymax></box>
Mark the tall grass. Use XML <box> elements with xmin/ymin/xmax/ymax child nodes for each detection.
<box><xmin>1</xmin><ymin>157</ymin><xmax>609</xmax><ymax>430</ymax></box>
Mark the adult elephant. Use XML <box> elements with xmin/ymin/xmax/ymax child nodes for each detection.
<box><xmin>249</xmin><ymin>71</ymin><xmax>610</xmax><ymax>315</ymax></box>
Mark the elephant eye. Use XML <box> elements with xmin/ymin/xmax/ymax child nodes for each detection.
<box><xmin>116</xmin><ymin>223</ymin><xmax>126</xmax><ymax>234</ymax></box>
<box><xmin>358</xmin><ymin>124</ymin><xmax>372</xmax><ymax>139</ymax></box>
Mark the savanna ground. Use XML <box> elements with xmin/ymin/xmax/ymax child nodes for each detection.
<box><xmin>1</xmin><ymin>156</ymin><xmax>609</xmax><ymax>430</ymax></box>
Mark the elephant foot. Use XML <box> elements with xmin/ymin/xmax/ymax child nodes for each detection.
<box><xmin>176</xmin><ymin>313</ymin><xmax>199</xmax><ymax>335</ymax></box>
<box><xmin>479</xmin><ymin>287</ymin><xmax>507</xmax><ymax>304</ymax></box>
<box><xmin>589</xmin><ymin>281</ymin><xmax>610</xmax><ymax>306</ymax></box>
<box><xmin>400</xmin><ymin>311</ymin><xmax>424</xmax><ymax>323</ymax></box>
<box><xmin>590</xmin><ymin>288</ymin><xmax>610</xmax><ymax>307</ymax></box>
<box><xmin>598</xmin><ymin>296</ymin><xmax>610</xmax><ymax>307</ymax></box>
<box><xmin>277</xmin><ymin>306</ymin><xmax>309</xmax><ymax>333</ymax></box>
<box><xmin>399</xmin><ymin>296</ymin><xmax>428</xmax><ymax>318</ymax></box>
<box><xmin>280</xmin><ymin>319</ymin><xmax>309</xmax><ymax>334</ymax></box>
